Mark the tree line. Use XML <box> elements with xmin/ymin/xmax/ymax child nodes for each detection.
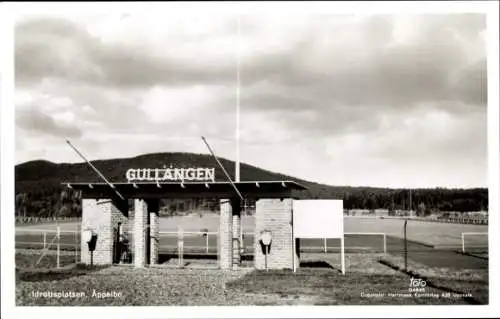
<box><xmin>14</xmin><ymin>186</ymin><xmax>487</xmax><ymax>218</ymax></box>
<box><xmin>14</xmin><ymin>153</ymin><xmax>488</xmax><ymax>218</ymax></box>
<box><xmin>305</xmin><ymin>187</ymin><xmax>488</xmax><ymax>216</ymax></box>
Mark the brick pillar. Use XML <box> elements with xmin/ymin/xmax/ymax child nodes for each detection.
<box><xmin>232</xmin><ymin>199</ymin><xmax>242</xmax><ymax>267</ymax></box>
<box><xmin>127</xmin><ymin>204</ymin><xmax>135</xmax><ymax>257</ymax></box>
<box><xmin>147</xmin><ymin>200</ymin><xmax>160</xmax><ymax>265</ymax></box>
<box><xmin>81</xmin><ymin>198</ymin><xmax>128</xmax><ymax>265</ymax></box>
<box><xmin>134</xmin><ymin>199</ymin><xmax>148</xmax><ymax>268</ymax></box>
<box><xmin>219</xmin><ymin>199</ymin><xmax>233</xmax><ymax>269</ymax></box>
<box><xmin>255</xmin><ymin>198</ymin><xmax>297</xmax><ymax>270</ymax></box>
<box><xmin>81</xmin><ymin>199</ymin><xmax>98</xmax><ymax>265</ymax></box>
<box><xmin>111</xmin><ymin>199</ymin><xmax>130</xmax><ymax>264</ymax></box>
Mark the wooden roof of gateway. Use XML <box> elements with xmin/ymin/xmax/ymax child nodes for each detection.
<box><xmin>63</xmin><ymin>180</ymin><xmax>307</xmax><ymax>199</ymax></box>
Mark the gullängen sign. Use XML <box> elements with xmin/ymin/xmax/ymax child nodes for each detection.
<box><xmin>126</xmin><ymin>166</ymin><xmax>216</xmax><ymax>183</ymax></box>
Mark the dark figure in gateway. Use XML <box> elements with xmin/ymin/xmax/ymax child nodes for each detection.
<box><xmin>113</xmin><ymin>222</ymin><xmax>132</xmax><ymax>264</ymax></box>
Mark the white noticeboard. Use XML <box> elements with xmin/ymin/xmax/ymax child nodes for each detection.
<box><xmin>292</xmin><ymin>199</ymin><xmax>345</xmax><ymax>274</ymax></box>
<box><xmin>293</xmin><ymin>200</ymin><xmax>344</xmax><ymax>238</ymax></box>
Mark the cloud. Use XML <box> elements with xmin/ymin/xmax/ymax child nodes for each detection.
<box><xmin>16</xmin><ymin>107</ymin><xmax>82</xmax><ymax>138</ymax></box>
<box><xmin>450</xmin><ymin>58</ymin><xmax>487</xmax><ymax>105</ymax></box>
<box><xmin>15</xmin><ymin>15</ymin><xmax>487</xmax><ymax>117</ymax></box>
<box><xmin>138</xmin><ymin>84</ymin><xmax>232</xmax><ymax>124</ymax></box>
<box><xmin>17</xmin><ymin>14</ymin><xmax>483</xmax><ymax>93</ymax></box>
<box><xmin>15</xmin><ymin>16</ymin><xmax>239</xmax><ymax>88</ymax></box>
<box><xmin>14</xmin><ymin>13</ymin><xmax>489</xmax><ymax>187</ymax></box>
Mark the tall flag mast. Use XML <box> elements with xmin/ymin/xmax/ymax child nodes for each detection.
<box><xmin>235</xmin><ymin>13</ymin><xmax>241</xmax><ymax>182</ymax></box>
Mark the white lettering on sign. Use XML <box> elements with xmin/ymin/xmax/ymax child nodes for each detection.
<box><xmin>126</xmin><ymin>166</ymin><xmax>215</xmax><ymax>183</ymax></box>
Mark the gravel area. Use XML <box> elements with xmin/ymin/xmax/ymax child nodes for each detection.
<box><xmin>16</xmin><ymin>251</ymin><xmax>488</xmax><ymax>306</ymax></box>
<box><xmin>16</xmin><ymin>266</ymin><xmax>255</xmax><ymax>306</ymax></box>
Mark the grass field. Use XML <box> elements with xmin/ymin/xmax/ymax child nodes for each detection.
<box><xmin>15</xmin><ymin>231</ymin><xmax>391</xmax><ymax>254</ymax></box>
<box><xmin>14</xmin><ymin>215</ymin><xmax>489</xmax><ymax>306</ymax></box>
<box><xmin>161</xmin><ymin>215</ymin><xmax>488</xmax><ymax>248</ymax></box>
<box><xmin>15</xmin><ymin>215</ymin><xmax>488</xmax><ymax>251</ymax></box>
<box><xmin>15</xmin><ymin>214</ymin><xmax>489</xmax><ymax>273</ymax></box>
<box><xmin>15</xmin><ymin>251</ymin><xmax>487</xmax><ymax>306</ymax></box>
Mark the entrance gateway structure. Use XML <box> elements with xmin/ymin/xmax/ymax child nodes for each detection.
<box><xmin>64</xmin><ymin>180</ymin><xmax>307</xmax><ymax>270</ymax></box>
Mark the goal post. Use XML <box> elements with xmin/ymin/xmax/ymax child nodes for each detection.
<box><xmin>461</xmin><ymin>232</ymin><xmax>488</xmax><ymax>253</ymax></box>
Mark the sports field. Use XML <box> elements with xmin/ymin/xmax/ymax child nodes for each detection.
<box><xmin>15</xmin><ymin>215</ymin><xmax>489</xmax><ymax>306</ymax></box>
<box><xmin>15</xmin><ymin>215</ymin><xmax>488</xmax><ymax>270</ymax></box>
<box><xmin>15</xmin><ymin>214</ymin><xmax>488</xmax><ymax>248</ymax></box>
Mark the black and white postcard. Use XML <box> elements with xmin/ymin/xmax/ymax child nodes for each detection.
<box><xmin>1</xmin><ymin>1</ymin><xmax>499</xmax><ymax>318</ymax></box>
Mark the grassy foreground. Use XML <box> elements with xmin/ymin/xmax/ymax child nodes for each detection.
<box><xmin>16</xmin><ymin>266</ymin><xmax>483</xmax><ymax>306</ymax></box>
<box><xmin>378</xmin><ymin>254</ymin><xmax>488</xmax><ymax>304</ymax></box>
<box><xmin>15</xmin><ymin>251</ymin><xmax>488</xmax><ymax>306</ymax></box>
<box><xmin>227</xmin><ymin>267</ymin><xmax>487</xmax><ymax>305</ymax></box>
<box><xmin>16</xmin><ymin>250</ymin><xmax>77</xmax><ymax>269</ymax></box>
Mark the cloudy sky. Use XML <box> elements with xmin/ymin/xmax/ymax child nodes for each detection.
<box><xmin>14</xmin><ymin>12</ymin><xmax>487</xmax><ymax>188</ymax></box>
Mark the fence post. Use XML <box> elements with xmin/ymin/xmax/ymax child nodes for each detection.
<box><xmin>461</xmin><ymin>233</ymin><xmax>465</xmax><ymax>253</ymax></box>
<box><xmin>178</xmin><ymin>227</ymin><xmax>184</xmax><ymax>267</ymax></box>
<box><xmin>75</xmin><ymin>226</ymin><xmax>78</xmax><ymax>264</ymax></box>
<box><xmin>324</xmin><ymin>238</ymin><xmax>327</xmax><ymax>253</ymax></box>
<box><xmin>56</xmin><ymin>226</ymin><xmax>60</xmax><ymax>269</ymax></box>
<box><xmin>217</xmin><ymin>228</ymin><xmax>220</xmax><ymax>268</ymax></box>
<box><xmin>340</xmin><ymin>236</ymin><xmax>345</xmax><ymax>275</ymax></box>
<box><xmin>206</xmin><ymin>234</ymin><xmax>209</xmax><ymax>254</ymax></box>
<box><xmin>383</xmin><ymin>233</ymin><xmax>387</xmax><ymax>254</ymax></box>
<box><xmin>403</xmin><ymin>220</ymin><xmax>408</xmax><ymax>272</ymax></box>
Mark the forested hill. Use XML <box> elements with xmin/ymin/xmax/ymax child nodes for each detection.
<box><xmin>15</xmin><ymin>152</ymin><xmax>488</xmax><ymax>218</ymax></box>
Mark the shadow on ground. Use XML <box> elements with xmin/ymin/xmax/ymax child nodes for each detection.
<box><xmin>299</xmin><ymin>260</ymin><xmax>343</xmax><ymax>273</ymax></box>
<box><xmin>157</xmin><ymin>253</ymin><xmax>254</xmax><ymax>264</ymax></box>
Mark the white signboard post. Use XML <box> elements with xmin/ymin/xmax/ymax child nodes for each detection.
<box><xmin>292</xmin><ymin>199</ymin><xmax>345</xmax><ymax>274</ymax></box>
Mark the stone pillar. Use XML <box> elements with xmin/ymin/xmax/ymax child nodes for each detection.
<box><xmin>134</xmin><ymin>199</ymin><xmax>148</xmax><ymax>268</ymax></box>
<box><xmin>127</xmin><ymin>203</ymin><xmax>135</xmax><ymax>257</ymax></box>
<box><xmin>255</xmin><ymin>198</ymin><xmax>297</xmax><ymax>270</ymax></box>
<box><xmin>232</xmin><ymin>198</ymin><xmax>242</xmax><ymax>267</ymax></box>
<box><xmin>219</xmin><ymin>199</ymin><xmax>233</xmax><ymax>270</ymax></box>
<box><xmin>81</xmin><ymin>198</ymin><xmax>128</xmax><ymax>265</ymax></box>
<box><xmin>147</xmin><ymin>200</ymin><xmax>160</xmax><ymax>265</ymax></box>
<box><xmin>81</xmin><ymin>199</ymin><xmax>99</xmax><ymax>265</ymax></box>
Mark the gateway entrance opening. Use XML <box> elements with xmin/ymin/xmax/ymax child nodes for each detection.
<box><xmin>64</xmin><ymin>181</ymin><xmax>306</xmax><ymax>270</ymax></box>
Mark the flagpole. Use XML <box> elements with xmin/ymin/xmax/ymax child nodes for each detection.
<box><xmin>235</xmin><ymin>13</ymin><xmax>241</xmax><ymax>183</ymax></box>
